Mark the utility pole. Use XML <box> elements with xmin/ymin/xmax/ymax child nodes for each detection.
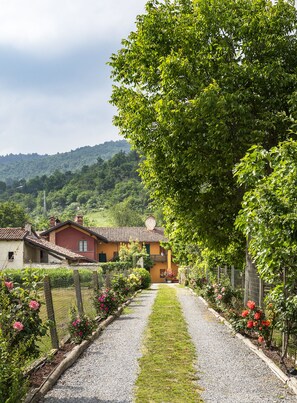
<box><xmin>43</xmin><ymin>190</ymin><xmax>47</xmax><ymax>216</ymax></box>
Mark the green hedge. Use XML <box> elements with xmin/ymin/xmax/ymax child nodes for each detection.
<box><xmin>2</xmin><ymin>262</ymin><xmax>131</xmax><ymax>288</ymax></box>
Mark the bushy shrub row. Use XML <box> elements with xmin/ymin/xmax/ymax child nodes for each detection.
<box><xmin>184</xmin><ymin>267</ymin><xmax>273</xmax><ymax>346</ymax></box>
<box><xmin>0</xmin><ymin>269</ymin><xmax>49</xmax><ymax>402</ymax></box>
<box><xmin>93</xmin><ymin>268</ymin><xmax>151</xmax><ymax>319</ymax></box>
<box><xmin>3</xmin><ymin>262</ymin><xmax>131</xmax><ymax>288</ymax></box>
<box><xmin>68</xmin><ymin>268</ymin><xmax>151</xmax><ymax>343</ymax></box>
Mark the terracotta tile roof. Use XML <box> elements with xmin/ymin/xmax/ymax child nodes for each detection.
<box><xmin>0</xmin><ymin>228</ymin><xmax>28</xmax><ymax>240</ymax></box>
<box><xmin>25</xmin><ymin>235</ymin><xmax>95</xmax><ymax>262</ymax></box>
<box><xmin>87</xmin><ymin>227</ymin><xmax>167</xmax><ymax>243</ymax></box>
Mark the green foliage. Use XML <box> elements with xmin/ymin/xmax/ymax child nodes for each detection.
<box><xmin>110</xmin><ymin>198</ymin><xmax>144</xmax><ymax>226</ymax></box>
<box><xmin>0</xmin><ymin>330</ymin><xmax>28</xmax><ymax>403</ymax></box>
<box><xmin>111</xmin><ymin>273</ymin><xmax>132</xmax><ymax>301</ymax></box>
<box><xmin>119</xmin><ymin>240</ymin><xmax>154</xmax><ymax>270</ymax></box>
<box><xmin>235</xmin><ymin>140</ymin><xmax>297</xmax><ymax>283</ymax></box>
<box><xmin>0</xmin><ymin>140</ymin><xmax>130</xmax><ymax>183</ymax></box>
<box><xmin>0</xmin><ymin>149</ymin><xmax>149</xmax><ymax>230</ymax></box>
<box><xmin>0</xmin><ymin>201</ymin><xmax>28</xmax><ymax>227</ymax></box>
<box><xmin>132</xmin><ymin>268</ymin><xmax>151</xmax><ymax>289</ymax></box>
<box><xmin>99</xmin><ymin>262</ymin><xmax>131</xmax><ymax>275</ymax></box>
<box><xmin>110</xmin><ymin>0</ymin><xmax>297</xmax><ymax>258</ymax></box>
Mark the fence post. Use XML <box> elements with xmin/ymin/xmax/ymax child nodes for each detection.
<box><xmin>73</xmin><ymin>269</ymin><xmax>84</xmax><ymax>316</ymax></box>
<box><xmin>105</xmin><ymin>272</ymin><xmax>111</xmax><ymax>288</ymax></box>
<box><xmin>259</xmin><ymin>277</ymin><xmax>264</xmax><ymax>308</ymax></box>
<box><xmin>217</xmin><ymin>266</ymin><xmax>220</xmax><ymax>283</ymax></box>
<box><xmin>43</xmin><ymin>275</ymin><xmax>59</xmax><ymax>349</ymax></box>
<box><xmin>231</xmin><ymin>265</ymin><xmax>235</xmax><ymax>288</ymax></box>
<box><xmin>92</xmin><ymin>270</ymin><xmax>99</xmax><ymax>291</ymax></box>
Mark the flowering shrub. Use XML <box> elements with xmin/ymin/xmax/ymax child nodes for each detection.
<box><xmin>132</xmin><ymin>268</ymin><xmax>151</xmax><ymax>289</ymax></box>
<box><xmin>94</xmin><ymin>288</ymin><xmax>120</xmax><ymax>318</ymax></box>
<box><xmin>230</xmin><ymin>300</ymin><xmax>271</xmax><ymax>344</ymax></box>
<box><xmin>127</xmin><ymin>273</ymin><xmax>141</xmax><ymax>292</ymax></box>
<box><xmin>111</xmin><ymin>274</ymin><xmax>131</xmax><ymax>301</ymax></box>
<box><xmin>68</xmin><ymin>309</ymin><xmax>96</xmax><ymax>344</ymax></box>
<box><xmin>0</xmin><ymin>271</ymin><xmax>48</xmax><ymax>359</ymax></box>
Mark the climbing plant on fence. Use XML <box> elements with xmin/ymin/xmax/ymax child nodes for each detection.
<box><xmin>234</xmin><ymin>140</ymin><xmax>297</xmax><ymax>359</ymax></box>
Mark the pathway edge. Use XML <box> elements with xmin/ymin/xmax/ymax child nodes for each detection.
<box><xmin>25</xmin><ymin>290</ymin><xmax>141</xmax><ymax>403</ymax></box>
<box><xmin>187</xmin><ymin>287</ymin><xmax>297</xmax><ymax>396</ymax></box>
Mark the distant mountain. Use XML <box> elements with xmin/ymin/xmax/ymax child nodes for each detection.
<box><xmin>0</xmin><ymin>140</ymin><xmax>130</xmax><ymax>183</ymax></box>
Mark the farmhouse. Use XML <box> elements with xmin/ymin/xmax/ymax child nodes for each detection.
<box><xmin>0</xmin><ymin>224</ymin><xmax>94</xmax><ymax>270</ymax></box>
<box><xmin>40</xmin><ymin>215</ymin><xmax>178</xmax><ymax>283</ymax></box>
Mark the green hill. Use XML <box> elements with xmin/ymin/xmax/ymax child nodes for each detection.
<box><xmin>0</xmin><ymin>140</ymin><xmax>130</xmax><ymax>183</ymax></box>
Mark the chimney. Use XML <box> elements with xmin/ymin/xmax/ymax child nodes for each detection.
<box><xmin>49</xmin><ymin>216</ymin><xmax>56</xmax><ymax>227</ymax></box>
<box><xmin>25</xmin><ymin>223</ymin><xmax>32</xmax><ymax>235</ymax></box>
<box><xmin>74</xmin><ymin>215</ymin><xmax>84</xmax><ymax>226</ymax></box>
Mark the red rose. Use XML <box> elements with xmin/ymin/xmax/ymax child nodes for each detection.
<box><xmin>241</xmin><ymin>310</ymin><xmax>249</xmax><ymax>318</ymax></box>
<box><xmin>247</xmin><ymin>300</ymin><xmax>256</xmax><ymax>310</ymax></box>
<box><xmin>258</xmin><ymin>336</ymin><xmax>264</xmax><ymax>343</ymax></box>
<box><xmin>254</xmin><ymin>312</ymin><xmax>261</xmax><ymax>320</ymax></box>
<box><xmin>247</xmin><ymin>320</ymin><xmax>254</xmax><ymax>329</ymax></box>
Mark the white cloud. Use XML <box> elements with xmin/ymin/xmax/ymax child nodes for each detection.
<box><xmin>0</xmin><ymin>87</ymin><xmax>120</xmax><ymax>154</ymax></box>
<box><xmin>0</xmin><ymin>0</ymin><xmax>147</xmax><ymax>57</ymax></box>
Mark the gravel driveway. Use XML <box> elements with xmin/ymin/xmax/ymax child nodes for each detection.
<box><xmin>177</xmin><ymin>286</ymin><xmax>297</xmax><ymax>403</ymax></box>
<box><xmin>41</xmin><ymin>288</ymin><xmax>157</xmax><ymax>403</ymax></box>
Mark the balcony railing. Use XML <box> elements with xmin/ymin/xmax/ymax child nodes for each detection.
<box><xmin>150</xmin><ymin>254</ymin><xmax>167</xmax><ymax>262</ymax></box>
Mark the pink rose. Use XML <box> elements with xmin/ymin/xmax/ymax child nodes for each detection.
<box><xmin>4</xmin><ymin>281</ymin><xmax>13</xmax><ymax>290</ymax></box>
<box><xmin>29</xmin><ymin>300</ymin><xmax>40</xmax><ymax>311</ymax></box>
<box><xmin>217</xmin><ymin>294</ymin><xmax>222</xmax><ymax>300</ymax></box>
<box><xmin>13</xmin><ymin>321</ymin><xmax>24</xmax><ymax>331</ymax></box>
<box><xmin>221</xmin><ymin>287</ymin><xmax>226</xmax><ymax>292</ymax></box>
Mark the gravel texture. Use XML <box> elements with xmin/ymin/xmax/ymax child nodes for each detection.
<box><xmin>41</xmin><ymin>288</ymin><xmax>157</xmax><ymax>403</ymax></box>
<box><xmin>177</xmin><ymin>286</ymin><xmax>297</xmax><ymax>403</ymax></box>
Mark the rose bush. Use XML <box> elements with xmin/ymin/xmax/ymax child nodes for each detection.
<box><xmin>0</xmin><ymin>270</ymin><xmax>48</xmax><ymax>359</ymax></box>
<box><xmin>230</xmin><ymin>300</ymin><xmax>271</xmax><ymax>344</ymax></box>
<box><xmin>94</xmin><ymin>288</ymin><xmax>121</xmax><ymax>318</ymax></box>
<box><xmin>68</xmin><ymin>309</ymin><xmax>96</xmax><ymax>344</ymax></box>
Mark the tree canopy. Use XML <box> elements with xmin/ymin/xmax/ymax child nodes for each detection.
<box><xmin>0</xmin><ymin>201</ymin><xmax>28</xmax><ymax>228</ymax></box>
<box><xmin>110</xmin><ymin>0</ymin><xmax>297</xmax><ymax>254</ymax></box>
<box><xmin>235</xmin><ymin>140</ymin><xmax>297</xmax><ymax>284</ymax></box>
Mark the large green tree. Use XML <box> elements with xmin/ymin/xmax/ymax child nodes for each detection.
<box><xmin>110</xmin><ymin>0</ymin><xmax>297</xmax><ymax>254</ymax></box>
<box><xmin>0</xmin><ymin>201</ymin><xmax>28</xmax><ymax>227</ymax></box>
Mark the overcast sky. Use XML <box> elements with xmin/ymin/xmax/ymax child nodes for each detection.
<box><xmin>0</xmin><ymin>0</ymin><xmax>148</xmax><ymax>155</ymax></box>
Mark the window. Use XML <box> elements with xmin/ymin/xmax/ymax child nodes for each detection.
<box><xmin>145</xmin><ymin>243</ymin><xmax>151</xmax><ymax>255</ymax></box>
<box><xmin>98</xmin><ymin>253</ymin><xmax>107</xmax><ymax>262</ymax></box>
<box><xmin>78</xmin><ymin>240</ymin><xmax>87</xmax><ymax>252</ymax></box>
<box><xmin>8</xmin><ymin>251</ymin><xmax>14</xmax><ymax>261</ymax></box>
<box><xmin>160</xmin><ymin>246</ymin><xmax>166</xmax><ymax>256</ymax></box>
<box><xmin>160</xmin><ymin>269</ymin><xmax>166</xmax><ymax>278</ymax></box>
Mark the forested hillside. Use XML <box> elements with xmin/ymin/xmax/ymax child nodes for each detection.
<box><xmin>0</xmin><ymin>140</ymin><xmax>130</xmax><ymax>183</ymax></box>
<box><xmin>0</xmin><ymin>150</ymin><xmax>152</xmax><ymax>229</ymax></box>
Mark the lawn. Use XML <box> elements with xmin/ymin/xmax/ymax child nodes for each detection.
<box><xmin>135</xmin><ymin>286</ymin><xmax>203</xmax><ymax>403</ymax></box>
<box><xmin>38</xmin><ymin>287</ymin><xmax>96</xmax><ymax>354</ymax></box>
<box><xmin>85</xmin><ymin>209</ymin><xmax>113</xmax><ymax>226</ymax></box>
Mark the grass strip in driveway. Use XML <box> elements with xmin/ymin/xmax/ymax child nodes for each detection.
<box><xmin>135</xmin><ymin>285</ymin><xmax>202</xmax><ymax>403</ymax></box>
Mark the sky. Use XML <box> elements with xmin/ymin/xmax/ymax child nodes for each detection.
<box><xmin>0</xmin><ymin>0</ymin><xmax>148</xmax><ymax>155</ymax></box>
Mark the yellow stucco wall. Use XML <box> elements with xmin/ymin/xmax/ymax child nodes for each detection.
<box><xmin>150</xmin><ymin>261</ymin><xmax>178</xmax><ymax>283</ymax></box>
<box><xmin>96</xmin><ymin>240</ymin><xmax>178</xmax><ymax>283</ymax></box>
